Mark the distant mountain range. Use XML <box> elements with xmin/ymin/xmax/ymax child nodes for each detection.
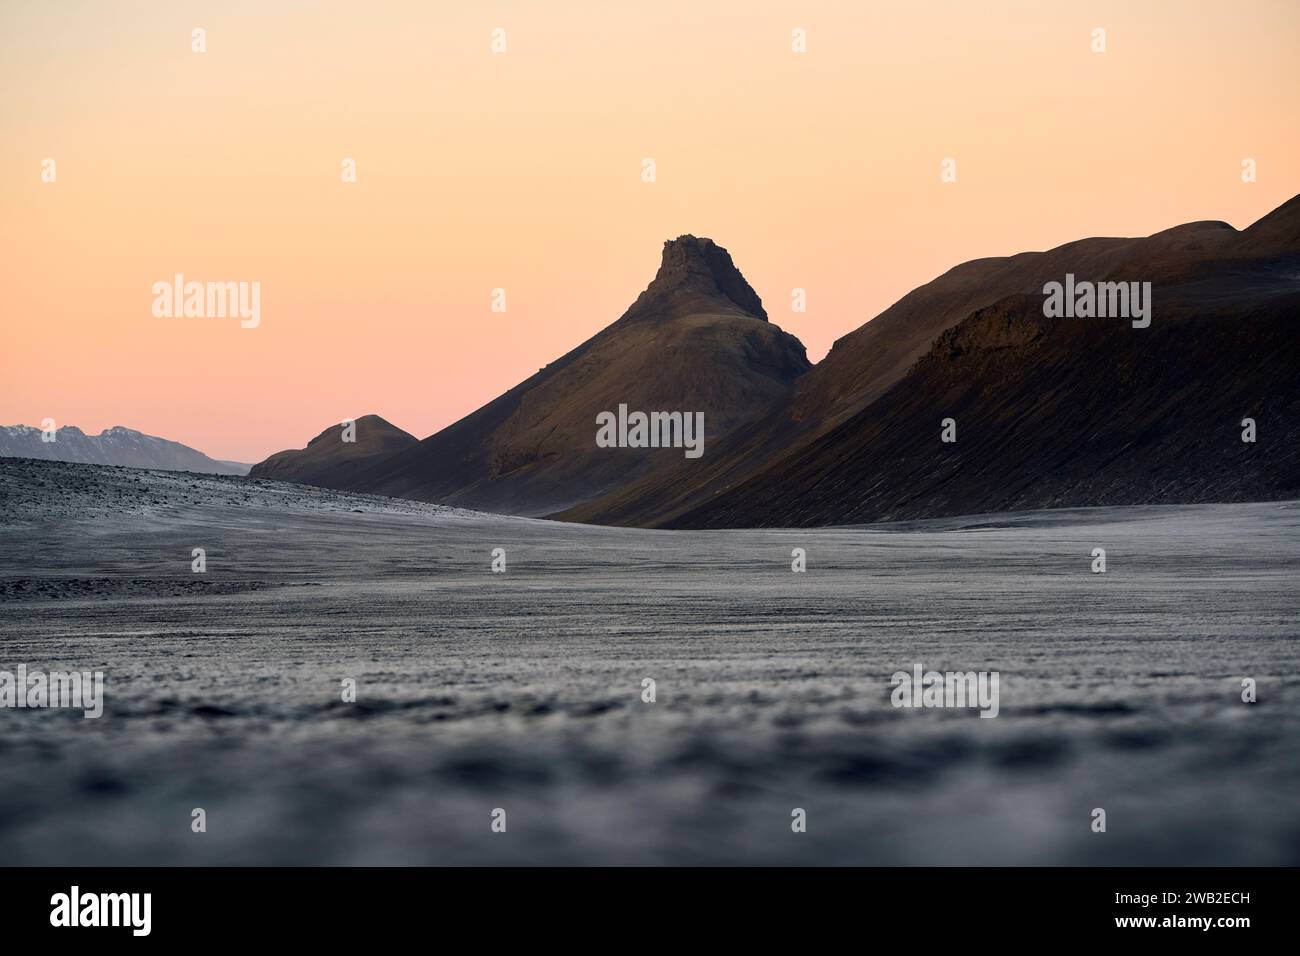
<box><xmin>0</xmin><ymin>425</ymin><xmax>250</xmax><ymax>476</ymax></box>
<box><xmin>251</xmin><ymin>194</ymin><xmax>1300</xmax><ymax>527</ymax></box>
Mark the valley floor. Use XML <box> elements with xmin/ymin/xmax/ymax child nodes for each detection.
<box><xmin>0</xmin><ymin>459</ymin><xmax>1297</xmax><ymax>864</ymax></box>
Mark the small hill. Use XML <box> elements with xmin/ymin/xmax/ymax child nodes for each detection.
<box><xmin>249</xmin><ymin>415</ymin><xmax>418</xmax><ymax>488</ymax></box>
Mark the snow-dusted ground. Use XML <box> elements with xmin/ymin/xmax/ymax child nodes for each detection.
<box><xmin>1</xmin><ymin>457</ymin><xmax>1297</xmax><ymax>865</ymax></box>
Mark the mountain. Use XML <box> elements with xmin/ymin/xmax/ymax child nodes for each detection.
<box><xmin>0</xmin><ymin>425</ymin><xmax>250</xmax><ymax>475</ymax></box>
<box><xmin>248</xmin><ymin>415</ymin><xmax>418</xmax><ymax>487</ymax></box>
<box><xmin>567</xmin><ymin>195</ymin><xmax>1300</xmax><ymax>527</ymax></box>
<box><xmin>270</xmin><ymin>236</ymin><xmax>811</xmax><ymax>515</ymax></box>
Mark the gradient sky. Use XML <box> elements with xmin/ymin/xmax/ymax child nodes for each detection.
<box><xmin>2</xmin><ymin>0</ymin><xmax>1297</xmax><ymax>462</ymax></box>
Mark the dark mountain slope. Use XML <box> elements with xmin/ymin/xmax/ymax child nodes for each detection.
<box><xmin>667</xmin><ymin>227</ymin><xmax>1300</xmax><ymax>527</ymax></box>
<box><xmin>562</xmin><ymin>198</ymin><xmax>1299</xmax><ymax>527</ymax></box>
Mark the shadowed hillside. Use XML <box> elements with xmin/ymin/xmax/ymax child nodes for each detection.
<box><xmin>564</xmin><ymin>196</ymin><xmax>1300</xmax><ymax>527</ymax></box>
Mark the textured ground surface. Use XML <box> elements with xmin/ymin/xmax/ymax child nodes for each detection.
<box><xmin>0</xmin><ymin>458</ymin><xmax>1297</xmax><ymax>865</ymax></box>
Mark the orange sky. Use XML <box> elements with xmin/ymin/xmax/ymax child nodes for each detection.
<box><xmin>2</xmin><ymin>0</ymin><xmax>1297</xmax><ymax>462</ymax></box>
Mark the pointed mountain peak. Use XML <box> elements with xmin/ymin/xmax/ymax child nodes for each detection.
<box><xmin>620</xmin><ymin>235</ymin><xmax>768</xmax><ymax>323</ymax></box>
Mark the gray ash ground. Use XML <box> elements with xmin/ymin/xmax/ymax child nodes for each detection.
<box><xmin>1</xmin><ymin>457</ymin><xmax>1297</xmax><ymax>865</ymax></box>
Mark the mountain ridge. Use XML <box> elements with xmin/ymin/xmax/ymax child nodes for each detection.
<box><xmin>559</xmin><ymin>195</ymin><xmax>1300</xmax><ymax>527</ymax></box>
<box><xmin>245</xmin><ymin>194</ymin><xmax>1300</xmax><ymax>526</ymax></box>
